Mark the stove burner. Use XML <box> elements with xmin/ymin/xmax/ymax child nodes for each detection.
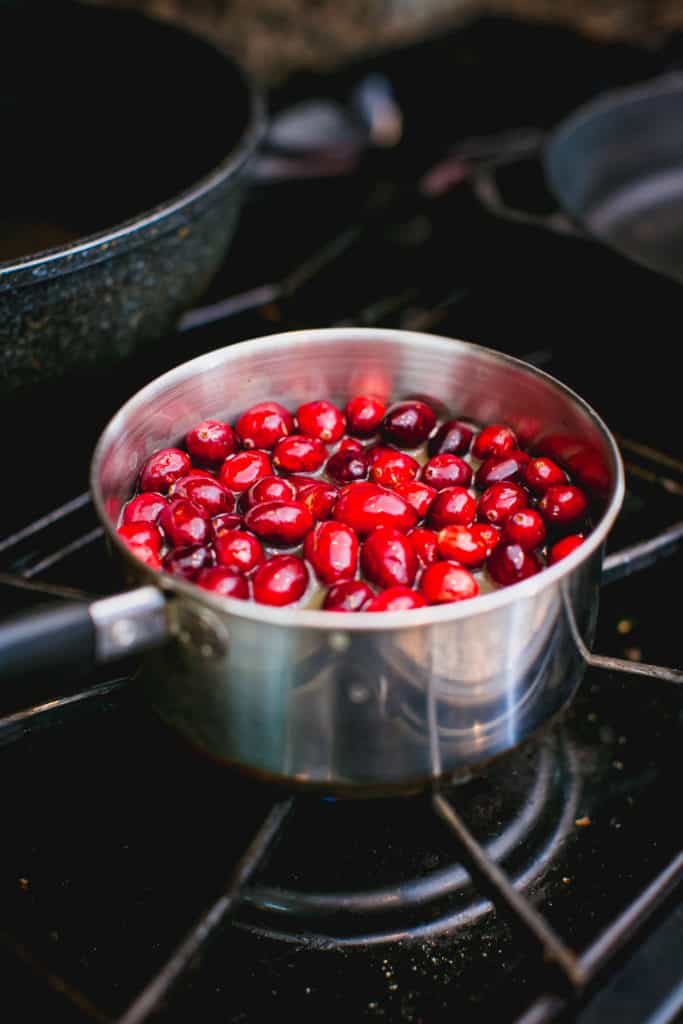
<box><xmin>237</xmin><ymin>733</ymin><xmax>579</xmax><ymax>945</ymax></box>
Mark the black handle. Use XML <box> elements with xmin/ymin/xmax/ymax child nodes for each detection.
<box><xmin>0</xmin><ymin>601</ymin><xmax>95</xmax><ymax>681</ymax></box>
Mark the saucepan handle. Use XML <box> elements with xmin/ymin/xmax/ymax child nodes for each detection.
<box><xmin>0</xmin><ymin>586</ymin><xmax>168</xmax><ymax>681</ymax></box>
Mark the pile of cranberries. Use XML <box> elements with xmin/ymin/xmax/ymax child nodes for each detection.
<box><xmin>116</xmin><ymin>395</ymin><xmax>592</xmax><ymax>611</ymax></box>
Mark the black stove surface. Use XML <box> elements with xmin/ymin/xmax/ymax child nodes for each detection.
<box><xmin>0</xmin><ymin>15</ymin><xmax>682</xmax><ymax>1024</ymax></box>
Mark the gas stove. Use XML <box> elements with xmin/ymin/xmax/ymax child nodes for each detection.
<box><xmin>0</xmin><ymin>15</ymin><xmax>681</xmax><ymax>1024</ymax></box>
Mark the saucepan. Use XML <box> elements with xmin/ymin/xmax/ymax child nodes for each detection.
<box><xmin>0</xmin><ymin>327</ymin><xmax>645</xmax><ymax>794</ymax></box>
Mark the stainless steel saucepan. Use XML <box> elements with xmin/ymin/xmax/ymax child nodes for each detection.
<box><xmin>0</xmin><ymin>329</ymin><xmax>640</xmax><ymax>792</ymax></box>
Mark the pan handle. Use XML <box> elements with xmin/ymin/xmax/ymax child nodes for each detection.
<box><xmin>0</xmin><ymin>586</ymin><xmax>168</xmax><ymax>681</ymax></box>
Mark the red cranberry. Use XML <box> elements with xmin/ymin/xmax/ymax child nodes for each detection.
<box><xmin>252</xmin><ymin>555</ymin><xmax>308</xmax><ymax>606</ymax></box>
<box><xmin>219</xmin><ymin>450</ymin><xmax>272</xmax><ymax>492</ymax></box>
<box><xmin>288</xmin><ymin>475</ymin><xmax>321</xmax><ymax>494</ymax></box>
<box><xmin>139</xmin><ymin>448</ymin><xmax>191</xmax><ymax>493</ymax></box>
<box><xmin>333</xmin><ymin>482</ymin><xmax>417</xmax><ymax>536</ymax></box>
<box><xmin>117</xmin><ymin>522</ymin><xmax>162</xmax><ymax>553</ymax></box>
<box><xmin>475</xmin><ymin>451</ymin><xmax>530</xmax><ymax>489</ymax></box>
<box><xmin>538</xmin><ymin>433</ymin><xmax>585</xmax><ymax>467</ymax></box>
<box><xmin>428</xmin><ymin>487</ymin><xmax>477</xmax><ymax>530</ymax></box>
<box><xmin>407</xmin><ymin>527</ymin><xmax>440</xmax><ymax>567</ymax></box>
<box><xmin>538</xmin><ymin>484</ymin><xmax>588</xmax><ymax>528</ymax></box>
<box><xmin>170</xmin><ymin>472</ymin><xmax>234</xmax><ymax>516</ymax></box>
<box><xmin>361</xmin><ymin>528</ymin><xmax>418</xmax><ymax>589</ymax></box>
<box><xmin>420</xmin><ymin>562</ymin><xmax>479</xmax><ymax>604</ymax></box>
<box><xmin>185</xmin><ymin>419</ymin><xmax>238</xmax><ymax>465</ymax></box>
<box><xmin>365</xmin><ymin>586</ymin><xmax>427</xmax><ymax>612</ymax></box>
<box><xmin>236</xmin><ymin>402</ymin><xmax>294</xmax><ymax>450</ymax></box>
<box><xmin>159</xmin><ymin>499</ymin><xmax>211</xmax><ymax>548</ymax></box>
<box><xmin>472</xmin><ymin>424</ymin><xmax>518</xmax><ymax>460</ymax></box>
<box><xmin>127</xmin><ymin>544</ymin><xmax>161</xmax><ymax>570</ymax></box>
<box><xmin>478</xmin><ymin>482</ymin><xmax>527</xmax><ymax>524</ymax></box>
<box><xmin>212</xmin><ymin>512</ymin><xmax>244</xmax><ymax>533</ymax></box>
<box><xmin>244</xmin><ymin>500</ymin><xmax>314</xmax><ymax>546</ymax></box>
<box><xmin>196</xmin><ymin>566</ymin><xmax>249</xmax><ymax>600</ymax></box>
<box><xmin>503</xmin><ymin>509</ymin><xmax>547</xmax><ymax>551</ymax></box>
<box><xmin>394</xmin><ymin>481</ymin><xmax>437</xmax><ymax>519</ymax></box>
<box><xmin>273</xmin><ymin>435</ymin><xmax>327</xmax><ymax>474</ymax></box>
<box><xmin>421</xmin><ymin>454</ymin><xmax>472</xmax><ymax>491</ymax></box>
<box><xmin>437</xmin><ymin>525</ymin><xmax>487</xmax><ymax>568</ymax></box>
<box><xmin>488</xmin><ymin>542</ymin><xmax>541</xmax><ymax>585</ymax></box>
<box><xmin>523</xmin><ymin>456</ymin><xmax>567</xmax><ymax>495</ymax></box>
<box><xmin>365</xmin><ymin>443</ymin><xmax>399</xmax><ymax>469</ymax></box>
<box><xmin>337</xmin><ymin>437</ymin><xmax>364</xmax><ymax>454</ymax></box>
<box><xmin>326</xmin><ymin>448</ymin><xmax>369</xmax><ymax>484</ymax></box>
<box><xmin>303</xmin><ymin>521</ymin><xmax>359</xmax><ymax>584</ymax></box>
<box><xmin>122</xmin><ymin>492</ymin><xmax>167</xmax><ymax>525</ymax></box>
<box><xmin>382</xmin><ymin>400</ymin><xmax>436</xmax><ymax>448</ymax></box>
<box><xmin>471</xmin><ymin>522</ymin><xmax>501</xmax><ymax>555</ymax></box>
<box><xmin>162</xmin><ymin>545</ymin><xmax>215</xmax><ymax>580</ymax></box>
<box><xmin>297</xmin><ymin>400</ymin><xmax>346</xmax><ymax>443</ymax></box>
<box><xmin>244</xmin><ymin>475</ymin><xmax>296</xmax><ymax>509</ymax></box>
<box><xmin>549</xmin><ymin>534</ymin><xmax>585</xmax><ymax>565</ymax></box>
<box><xmin>215</xmin><ymin>530</ymin><xmax>264</xmax><ymax>574</ymax></box>
<box><xmin>566</xmin><ymin>449</ymin><xmax>610</xmax><ymax>499</ymax></box>
<box><xmin>370</xmin><ymin>449</ymin><xmax>419</xmax><ymax>488</ymax></box>
<box><xmin>345</xmin><ymin>395</ymin><xmax>387</xmax><ymax>437</ymax></box>
<box><xmin>428</xmin><ymin>419</ymin><xmax>474</xmax><ymax>457</ymax></box>
<box><xmin>323</xmin><ymin>580</ymin><xmax>374</xmax><ymax>612</ymax></box>
<box><xmin>297</xmin><ymin>481</ymin><xmax>339</xmax><ymax>521</ymax></box>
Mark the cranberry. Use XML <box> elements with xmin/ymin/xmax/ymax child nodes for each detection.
<box><xmin>428</xmin><ymin>419</ymin><xmax>474</xmax><ymax>457</ymax></box>
<box><xmin>333</xmin><ymin>482</ymin><xmax>417</xmax><ymax>536</ymax></box>
<box><xmin>273</xmin><ymin>435</ymin><xmax>327</xmax><ymax>474</ymax></box>
<box><xmin>523</xmin><ymin>457</ymin><xmax>567</xmax><ymax>495</ymax></box>
<box><xmin>420</xmin><ymin>562</ymin><xmax>479</xmax><ymax>604</ymax></box>
<box><xmin>212</xmin><ymin>512</ymin><xmax>244</xmax><ymax>533</ymax></box>
<box><xmin>370</xmin><ymin>449</ymin><xmax>420</xmax><ymax>488</ymax></box>
<box><xmin>538</xmin><ymin>485</ymin><xmax>588</xmax><ymax>528</ymax></box>
<box><xmin>470</xmin><ymin>522</ymin><xmax>501</xmax><ymax>555</ymax></box>
<box><xmin>382</xmin><ymin>400</ymin><xmax>436</xmax><ymax>448</ymax></box>
<box><xmin>566</xmin><ymin>449</ymin><xmax>610</xmax><ymax>498</ymax></box>
<box><xmin>139</xmin><ymin>448</ymin><xmax>191</xmax><ymax>493</ymax></box>
<box><xmin>196</xmin><ymin>566</ymin><xmax>249</xmax><ymax>600</ymax></box>
<box><xmin>162</xmin><ymin>545</ymin><xmax>215</xmax><ymax>580</ymax></box>
<box><xmin>428</xmin><ymin>487</ymin><xmax>477</xmax><ymax>530</ymax></box>
<box><xmin>361</xmin><ymin>528</ymin><xmax>418</xmax><ymax>589</ymax></box>
<box><xmin>127</xmin><ymin>544</ymin><xmax>161</xmax><ymax>570</ymax></box>
<box><xmin>252</xmin><ymin>555</ymin><xmax>308</xmax><ymax>606</ymax></box>
<box><xmin>488</xmin><ymin>542</ymin><xmax>541</xmax><ymax>586</ymax></box>
<box><xmin>244</xmin><ymin>475</ymin><xmax>296</xmax><ymax>509</ymax></box>
<box><xmin>472</xmin><ymin>424</ymin><xmax>518</xmax><ymax>460</ymax></box>
<box><xmin>421</xmin><ymin>454</ymin><xmax>472</xmax><ymax>491</ymax></box>
<box><xmin>170</xmin><ymin>472</ymin><xmax>234</xmax><ymax>516</ymax></box>
<box><xmin>297</xmin><ymin>400</ymin><xmax>346</xmax><ymax>443</ymax></box>
<box><xmin>297</xmin><ymin>481</ymin><xmax>339</xmax><ymax>521</ymax></box>
<box><xmin>236</xmin><ymin>401</ymin><xmax>294</xmax><ymax>450</ymax></box>
<box><xmin>219</xmin><ymin>450</ymin><xmax>272</xmax><ymax>492</ymax></box>
<box><xmin>185</xmin><ymin>419</ymin><xmax>238</xmax><ymax>465</ymax></box>
<box><xmin>337</xmin><ymin>437</ymin><xmax>364</xmax><ymax>454</ymax></box>
<box><xmin>345</xmin><ymin>395</ymin><xmax>386</xmax><ymax>437</ymax></box>
<box><xmin>437</xmin><ymin>525</ymin><xmax>487</xmax><ymax>568</ymax></box>
<box><xmin>159</xmin><ymin>499</ymin><xmax>211</xmax><ymax>548</ymax></box>
<box><xmin>303</xmin><ymin>521</ymin><xmax>359</xmax><ymax>584</ymax></box>
<box><xmin>365</xmin><ymin>586</ymin><xmax>427</xmax><ymax>612</ymax></box>
<box><xmin>365</xmin><ymin>443</ymin><xmax>399</xmax><ymax>468</ymax></box>
<box><xmin>549</xmin><ymin>534</ymin><xmax>585</xmax><ymax>565</ymax></box>
<box><xmin>407</xmin><ymin>527</ymin><xmax>440</xmax><ymax>566</ymax></box>
<box><xmin>215</xmin><ymin>529</ymin><xmax>264</xmax><ymax>574</ymax></box>
<box><xmin>503</xmin><ymin>509</ymin><xmax>547</xmax><ymax>551</ymax></box>
<box><xmin>394</xmin><ymin>480</ymin><xmax>437</xmax><ymax>519</ymax></box>
<box><xmin>122</xmin><ymin>492</ymin><xmax>167</xmax><ymax>525</ymax></box>
<box><xmin>244</xmin><ymin>500</ymin><xmax>314</xmax><ymax>546</ymax></box>
<box><xmin>326</xmin><ymin>449</ymin><xmax>369</xmax><ymax>484</ymax></box>
<box><xmin>475</xmin><ymin>451</ymin><xmax>530</xmax><ymax>489</ymax></box>
<box><xmin>478</xmin><ymin>482</ymin><xmax>527</xmax><ymax>524</ymax></box>
<box><xmin>288</xmin><ymin>475</ymin><xmax>320</xmax><ymax>494</ymax></box>
<box><xmin>323</xmin><ymin>580</ymin><xmax>374</xmax><ymax>612</ymax></box>
<box><xmin>117</xmin><ymin>522</ymin><xmax>162</xmax><ymax>553</ymax></box>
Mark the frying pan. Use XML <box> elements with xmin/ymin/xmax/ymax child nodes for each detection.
<box><xmin>473</xmin><ymin>73</ymin><xmax>683</xmax><ymax>283</ymax></box>
<box><xmin>4</xmin><ymin>327</ymin><xmax>680</xmax><ymax>797</ymax></box>
<box><xmin>0</xmin><ymin>1</ymin><xmax>263</xmax><ymax>394</ymax></box>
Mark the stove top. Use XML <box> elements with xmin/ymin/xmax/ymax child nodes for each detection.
<box><xmin>0</xmin><ymin>14</ymin><xmax>681</xmax><ymax>1024</ymax></box>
